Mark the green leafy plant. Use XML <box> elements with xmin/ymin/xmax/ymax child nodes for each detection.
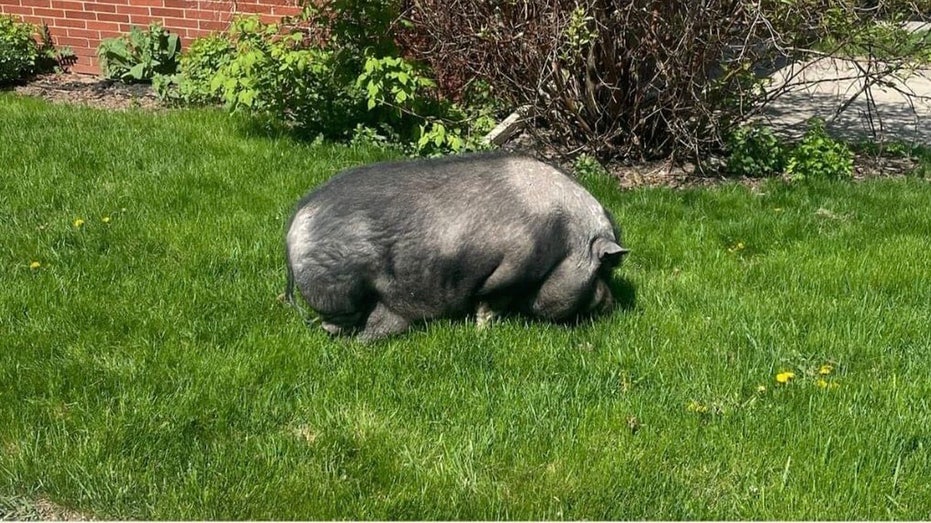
<box><xmin>179</xmin><ymin>33</ymin><xmax>234</xmax><ymax>103</ymax></box>
<box><xmin>97</xmin><ymin>23</ymin><xmax>180</xmax><ymax>83</ymax></box>
<box><xmin>210</xmin><ymin>14</ymin><xmax>492</xmax><ymax>154</ymax></box>
<box><xmin>355</xmin><ymin>54</ymin><xmax>472</xmax><ymax>154</ymax></box>
<box><xmin>573</xmin><ymin>153</ymin><xmax>609</xmax><ymax>179</ymax></box>
<box><xmin>726</xmin><ymin>124</ymin><xmax>786</xmax><ymax>178</ymax></box>
<box><xmin>785</xmin><ymin>118</ymin><xmax>854</xmax><ymax>181</ymax></box>
<box><xmin>163</xmin><ymin>32</ymin><xmax>236</xmax><ymax>104</ymax></box>
<box><xmin>0</xmin><ymin>14</ymin><xmax>38</xmax><ymax>84</ymax></box>
<box><xmin>210</xmin><ymin>16</ymin><xmax>362</xmax><ymax>138</ymax></box>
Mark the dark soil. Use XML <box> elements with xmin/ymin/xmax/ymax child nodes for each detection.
<box><xmin>12</xmin><ymin>72</ymin><xmax>163</xmax><ymax>110</ymax></box>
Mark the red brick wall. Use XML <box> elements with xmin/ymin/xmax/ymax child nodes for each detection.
<box><xmin>0</xmin><ymin>0</ymin><xmax>302</xmax><ymax>74</ymax></box>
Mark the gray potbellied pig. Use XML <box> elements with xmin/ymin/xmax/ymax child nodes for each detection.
<box><xmin>284</xmin><ymin>152</ymin><xmax>629</xmax><ymax>341</ymax></box>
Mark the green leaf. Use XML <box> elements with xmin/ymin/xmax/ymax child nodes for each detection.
<box><xmin>433</xmin><ymin>124</ymin><xmax>446</xmax><ymax>147</ymax></box>
<box><xmin>128</xmin><ymin>62</ymin><xmax>147</xmax><ymax>80</ymax></box>
<box><xmin>167</xmin><ymin>33</ymin><xmax>179</xmax><ymax>57</ymax></box>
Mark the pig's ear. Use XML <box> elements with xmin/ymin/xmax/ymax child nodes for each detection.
<box><xmin>594</xmin><ymin>237</ymin><xmax>629</xmax><ymax>263</ymax></box>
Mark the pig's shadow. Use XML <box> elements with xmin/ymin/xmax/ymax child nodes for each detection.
<box><xmin>608</xmin><ymin>276</ymin><xmax>637</xmax><ymax>312</ymax></box>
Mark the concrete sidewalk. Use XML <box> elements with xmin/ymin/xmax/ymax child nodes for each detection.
<box><xmin>762</xmin><ymin>57</ymin><xmax>931</xmax><ymax>144</ymax></box>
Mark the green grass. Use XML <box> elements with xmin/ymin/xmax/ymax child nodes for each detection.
<box><xmin>2</xmin><ymin>93</ymin><xmax>931</xmax><ymax>520</ymax></box>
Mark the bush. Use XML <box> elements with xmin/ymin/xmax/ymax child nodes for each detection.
<box><xmin>0</xmin><ymin>14</ymin><xmax>38</xmax><ymax>85</ymax></box>
<box><xmin>174</xmin><ymin>33</ymin><xmax>235</xmax><ymax>105</ymax></box>
<box><xmin>726</xmin><ymin>125</ymin><xmax>786</xmax><ymax>178</ymax></box>
<box><xmin>97</xmin><ymin>23</ymin><xmax>180</xmax><ymax>83</ymax></box>
<box><xmin>210</xmin><ymin>16</ymin><xmax>363</xmax><ymax>138</ymax></box>
<box><xmin>399</xmin><ymin>0</ymin><xmax>931</xmax><ymax>162</ymax></box>
<box><xmin>786</xmin><ymin>119</ymin><xmax>854</xmax><ymax>181</ymax></box>
<box><xmin>210</xmin><ymin>13</ymin><xmax>488</xmax><ymax>154</ymax></box>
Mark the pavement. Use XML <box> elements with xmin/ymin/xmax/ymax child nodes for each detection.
<box><xmin>763</xmin><ymin>22</ymin><xmax>931</xmax><ymax>144</ymax></box>
<box><xmin>763</xmin><ymin>57</ymin><xmax>931</xmax><ymax>144</ymax></box>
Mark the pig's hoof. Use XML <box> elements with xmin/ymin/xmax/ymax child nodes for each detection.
<box><xmin>321</xmin><ymin>322</ymin><xmax>344</xmax><ymax>336</ymax></box>
<box><xmin>475</xmin><ymin>302</ymin><xmax>498</xmax><ymax>330</ymax></box>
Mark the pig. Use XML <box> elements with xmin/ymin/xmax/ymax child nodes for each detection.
<box><xmin>284</xmin><ymin>151</ymin><xmax>629</xmax><ymax>341</ymax></box>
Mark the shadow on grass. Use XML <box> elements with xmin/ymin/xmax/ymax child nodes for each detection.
<box><xmin>292</xmin><ymin>276</ymin><xmax>639</xmax><ymax>343</ymax></box>
<box><xmin>609</xmin><ymin>275</ymin><xmax>638</xmax><ymax>312</ymax></box>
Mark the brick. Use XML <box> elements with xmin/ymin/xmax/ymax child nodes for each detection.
<box><xmin>65</xmin><ymin>27</ymin><xmax>99</xmax><ymax>38</ymax></box>
<box><xmin>49</xmin><ymin>0</ymin><xmax>82</xmax><ymax>9</ymax></box>
<box><xmin>236</xmin><ymin>2</ymin><xmax>273</xmax><ymax>14</ymax></box>
<box><xmin>126</xmin><ymin>14</ymin><xmax>154</xmax><ymax>25</ymax></box>
<box><xmin>185</xmin><ymin>7</ymin><xmax>226</xmax><ymax>20</ymax></box>
<box><xmin>197</xmin><ymin>19</ymin><xmax>229</xmax><ymax>31</ymax></box>
<box><xmin>32</xmin><ymin>7</ymin><xmax>64</xmax><ymax>16</ymax></box>
<box><xmin>85</xmin><ymin>19</ymin><xmax>117</xmax><ymax>29</ymax></box>
<box><xmin>91</xmin><ymin>0</ymin><xmax>127</xmax><ymax>3</ymax></box>
<box><xmin>114</xmin><ymin>4</ymin><xmax>148</xmax><ymax>15</ymax></box>
<box><xmin>163</xmin><ymin>0</ymin><xmax>195</xmax><ymax>8</ymax></box>
<box><xmin>95</xmin><ymin>11</ymin><xmax>127</xmax><ymax>21</ymax></box>
<box><xmin>272</xmin><ymin>5</ymin><xmax>300</xmax><ymax>16</ymax></box>
<box><xmin>196</xmin><ymin>0</ymin><xmax>233</xmax><ymax>9</ymax></box>
<box><xmin>71</xmin><ymin>57</ymin><xmax>97</xmax><ymax>74</ymax></box>
<box><xmin>91</xmin><ymin>3</ymin><xmax>116</xmax><ymax>12</ymax></box>
<box><xmin>20</xmin><ymin>0</ymin><xmax>50</xmax><ymax>7</ymax></box>
<box><xmin>54</xmin><ymin>17</ymin><xmax>87</xmax><ymax>27</ymax></box>
<box><xmin>149</xmin><ymin>6</ymin><xmax>183</xmax><ymax>17</ymax></box>
<box><xmin>130</xmin><ymin>0</ymin><xmax>165</xmax><ymax>6</ymax></box>
<box><xmin>64</xmin><ymin>9</ymin><xmax>96</xmax><ymax>19</ymax></box>
<box><xmin>1</xmin><ymin>5</ymin><xmax>33</xmax><ymax>15</ymax></box>
<box><xmin>161</xmin><ymin>16</ymin><xmax>198</xmax><ymax>29</ymax></box>
<box><xmin>58</xmin><ymin>35</ymin><xmax>88</xmax><ymax>47</ymax></box>
<box><xmin>97</xmin><ymin>28</ymin><xmax>120</xmax><ymax>38</ymax></box>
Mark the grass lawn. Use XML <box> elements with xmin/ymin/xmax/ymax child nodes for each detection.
<box><xmin>2</xmin><ymin>93</ymin><xmax>931</xmax><ymax>520</ymax></box>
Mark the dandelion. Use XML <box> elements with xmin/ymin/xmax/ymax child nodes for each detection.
<box><xmin>687</xmin><ymin>400</ymin><xmax>709</xmax><ymax>414</ymax></box>
<box><xmin>817</xmin><ymin>379</ymin><xmax>839</xmax><ymax>390</ymax></box>
<box><xmin>756</xmin><ymin>384</ymin><xmax>767</xmax><ymax>393</ymax></box>
<box><xmin>775</xmin><ymin>371</ymin><xmax>795</xmax><ymax>384</ymax></box>
<box><xmin>73</xmin><ymin>218</ymin><xmax>85</xmax><ymax>228</ymax></box>
<box><xmin>102</xmin><ymin>215</ymin><xmax>111</xmax><ymax>224</ymax></box>
<box><xmin>819</xmin><ymin>364</ymin><xmax>834</xmax><ymax>375</ymax></box>
<box><xmin>728</xmin><ymin>241</ymin><xmax>746</xmax><ymax>253</ymax></box>
<box><xmin>29</xmin><ymin>261</ymin><xmax>41</xmax><ymax>270</ymax></box>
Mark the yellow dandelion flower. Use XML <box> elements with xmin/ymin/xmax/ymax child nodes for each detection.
<box><xmin>816</xmin><ymin>379</ymin><xmax>828</xmax><ymax>388</ymax></box>
<box><xmin>687</xmin><ymin>400</ymin><xmax>709</xmax><ymax>414</ymax></box>
<box><xmin>29</xmin><ymin>261</ymin><xmax>41</xmax><ymax>270</ymax></box>
<box><xmin>73</xmin><ymin>218</ymin><xmax>85</xmax><ymax>228</ymax></box>
<box><xmin>102</xmin><ymin>216</ymin><xmax>111</xmax><ymax>224</ymax></box>
<box><xmin>819</xmin><ymin>364</ymin><xmax>834</xmax><ymax>375</ymax></box>
<box><xmin>775</xmin><ymin>371</ymin><xmax>795</xmax><ymax>384</ymax></box>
